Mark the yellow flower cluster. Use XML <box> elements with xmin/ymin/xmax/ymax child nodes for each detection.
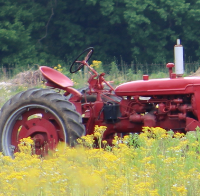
<box><xmin>54</xmin><ymin>64</ymin><xmax>63</xmax><ymax>73</ymax></box>
<box><xmin>140</xmin><ymin>126</ymin><xmax>169</xmax><ymax>139</ymax></box>
<box><xmin>94</xmin><ymin>125</ymin><xmax>107</xmax><ymax>148</ymax></box>
<box><xmin>0</xmin><ymin>126</ymin><xmax>200</xmax><ymax>195</ymax></box>
<box><xmin>17</xmin><ymin>137</ymin><xmax>34</xmax><ymax>155</ymax></box>
<box><xmin>77</xmin><ymin>125</ymin><xmax>107</xmax><ymax>148</ymax></box>
<box><xmin>90</xmin><ymin>60</ymin><xmax>102</xmax><ymax>69</ymax></box>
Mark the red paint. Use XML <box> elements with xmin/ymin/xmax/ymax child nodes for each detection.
<box><xmin>115</xmin><ymin>77</ymin><xmax>200</xmax><ymax>96</ymax></box>
<box><xmin>11</xmin><ymin>108</ymin><xmax>61</xmax><ymax>156</ymax></box>
<box><xmin>40</xmin><ymin>66</ymin><xmax>73</xmax><ymax>87</ymax></box>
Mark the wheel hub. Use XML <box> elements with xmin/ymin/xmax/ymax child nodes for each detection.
<box><xmin>32</xmin><ymin>133</ymin><xmax>46</xmax><ymax>147</ymax></box>
<box><xmin>13</xmin><ymin>118</ymin><xmax>59</xmax><ymax>155</ymax></box>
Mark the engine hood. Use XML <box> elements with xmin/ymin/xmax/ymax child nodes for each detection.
<box><xmin>115</xmin><ymin>77</ymin><xmax>200</xmax><ymax>96</ymax></box>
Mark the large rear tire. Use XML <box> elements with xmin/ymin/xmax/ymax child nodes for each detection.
<box><xmin>0</xmin><ymin>88</ymin><xmax>85</xmax><ymax>157</ymax></box>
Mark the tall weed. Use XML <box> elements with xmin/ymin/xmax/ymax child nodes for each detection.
<box><xmin>0</xmin><ymin>127</ymin><xmax>200</xmax><ymax>195</ymax></box>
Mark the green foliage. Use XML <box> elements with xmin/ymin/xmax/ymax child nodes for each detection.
<box><xmin>1</xmin><ymin>0</ymin><xmax>200</xmax><ymax>69</ymax></box>
<box><xmin>110</xmin><ymin>61</ymin><xmax>119</xmax><ymax>77</ymax></box>
<box><xmin>150</xmin><ymin>72</ymin><xmax>168</xmax><ymax>79</ymax></box>
<box><xmin>126</xmin><ymin>133</ymin><xmax>140</xmax><ymax>148</ymax></box>
<box><xmin>126</xmin><ymin>69</ymin><xmax>143</xmax><ymax>81</ymax></box>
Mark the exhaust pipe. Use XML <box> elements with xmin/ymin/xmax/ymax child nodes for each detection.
<box><xmin>174</xmin><ymin>39</ymin><xmax>184</xmax><ymax>77</ymax></box>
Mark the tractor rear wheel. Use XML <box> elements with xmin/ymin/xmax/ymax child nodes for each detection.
<box><xmin>0</xmin><ymin>88</ymin><xmax>85</xmax><ymax>157</ymax></box>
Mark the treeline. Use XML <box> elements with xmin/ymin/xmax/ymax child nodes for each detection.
<box><xmin>1</xmin><ymin>0</ymin><xmax>200</xmax><ymax>69</ymax></box>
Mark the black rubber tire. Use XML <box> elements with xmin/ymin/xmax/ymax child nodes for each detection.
<box><xmin>0</xmin><ymin>88</ymin><xmax>85</xmax><ymax>157</ymax></box>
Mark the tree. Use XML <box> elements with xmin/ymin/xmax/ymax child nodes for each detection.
<box><xmin>1</xmin><ymin>0</ymin><xmax>200</xmax><ymax>71</ymax></box>
<box><xmin>124</xmin><ymin>0</ymin><xmax>190</xmax><ymax>63</ymax></box>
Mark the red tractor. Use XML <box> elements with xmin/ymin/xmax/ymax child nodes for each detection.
<box><xmin>0</xmin><ymin>43</ymin><xmax>200</xmax><ymax>156</ymax></box>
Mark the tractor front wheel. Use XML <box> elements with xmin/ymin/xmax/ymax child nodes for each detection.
<box><xmin>0</xmin><ymin>88</ymin><xmax>85</xmax><ymax>157</ymax></box>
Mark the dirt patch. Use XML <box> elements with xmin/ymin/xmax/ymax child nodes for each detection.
<box><xmin>189</xmin><ymin>67</ymin><xmax>200</xmax><ymax>77</ymax></box>
<box><xmin>11</xmin><ymin>70</ymin><xmax>43</xmax><ymax>86</ymax></box>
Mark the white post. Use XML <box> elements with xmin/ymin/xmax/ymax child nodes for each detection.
<box><xmin>174</xmin><ymin>39</ymin><xmax>184</xmax><ymax>77</ymax></box>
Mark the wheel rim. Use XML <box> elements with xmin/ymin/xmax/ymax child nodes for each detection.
<box><xmin>2</xmin><ymin>104</ymin><xmax>66</xmax><ymax>157</ymax></box>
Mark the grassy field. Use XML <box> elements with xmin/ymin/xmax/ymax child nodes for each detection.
<box><xmin>0</xmin><ymin>127</ymin><xmax>200</xmax><ymax>195</ymax></box>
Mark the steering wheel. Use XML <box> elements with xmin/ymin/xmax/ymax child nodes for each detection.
<box><xmin>70</xmin><ymin>47</ymin><xmax>94</xmax><ymax>73</ymax></box>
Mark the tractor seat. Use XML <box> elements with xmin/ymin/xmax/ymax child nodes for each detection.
<box><xmin>40</xmin><ymin>66</ymin><xmax>73</xmax><ymax>88</ymax></box>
